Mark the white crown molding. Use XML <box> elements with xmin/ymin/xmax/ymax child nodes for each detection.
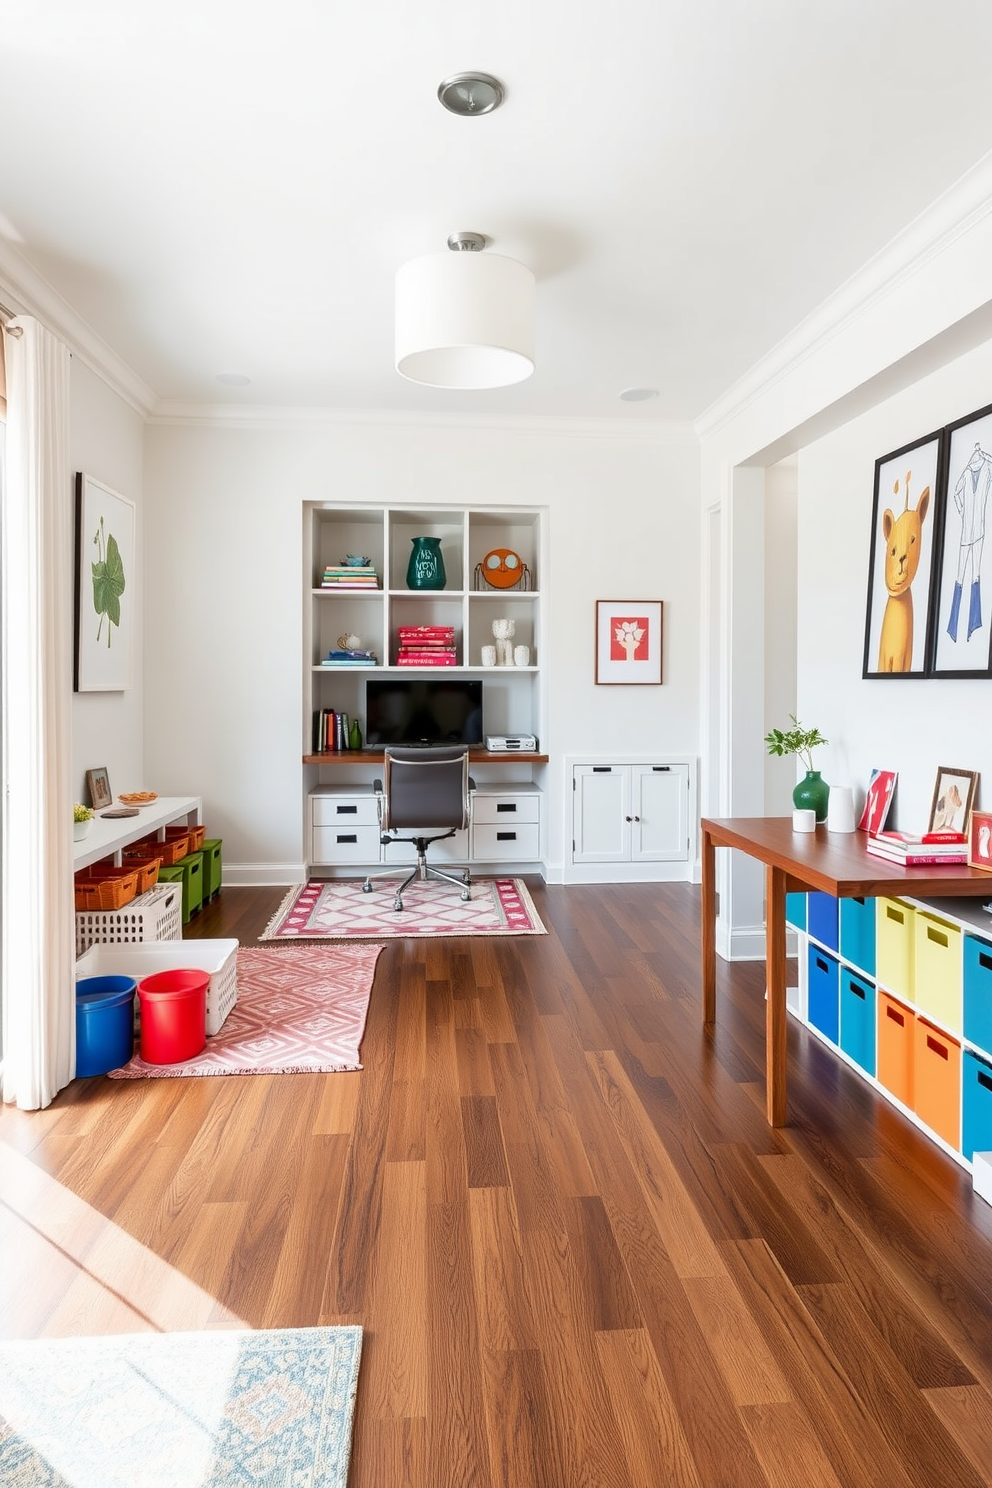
<box><xmin>694</xmin><ymin>148</ymin><xmax>992</xmax><ymax>441</ymax></box>
<box><xmin>0</xmin><ymin>240</ymin><xmax>157</xmax><ymax>416</ymax></box>
<box><xmin>147</xmin><ymin>400</ymin><xmax>698</xmax><ymax>443</ymax></box>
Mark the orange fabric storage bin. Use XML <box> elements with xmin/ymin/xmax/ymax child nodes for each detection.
<box><xmin>913</xmin><ymin>1016</ymin><xmax>961</xmax><ymax>1151</ymax></box>
<box><xmin>878</xmin><ymin>992</ymin><xmax>915</xmax><ymax>1107</ymax></box>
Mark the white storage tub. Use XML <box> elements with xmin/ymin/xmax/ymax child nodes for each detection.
<box><xmin>75</xmin><ymin>883</ymin><xmax>183</xmax><ymax>957</ymax></box>
<box><xmin>75</xmin><ymin>938</ymin><xmax>238</xmax><ymax>1036</ymax></box>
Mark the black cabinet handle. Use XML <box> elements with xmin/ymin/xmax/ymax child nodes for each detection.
<box><xmin>336</xmin><ymin>834</ymin><xmax>358</xmax><ymax>844</ymax></box>
<box><xmin>336</xmin><ymin>804</ymin><xmax>358</xmax><ymax>815</ymax></box>
<box><xmin>496</xmin><ymin>831</ymin><xmax>517</xmax><ymax>841</ymax></box>
<box><xmin>496</xmin><ymin>803</ymin><xmax>517</xmax><ymax>813</ymax></box>
<box><xmin>593</xmin><ymin>767</ymin><xmax>612</xmax><ymax>773</ymax></box>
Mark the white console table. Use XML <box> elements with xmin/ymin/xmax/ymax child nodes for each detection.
<box><xmin>73</xmin><ymin>796</ymin><xmax>202</xmax><ymax>871</ymax></box>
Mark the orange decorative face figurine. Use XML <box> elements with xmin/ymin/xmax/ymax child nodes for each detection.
<box><xmin>481</xmin><ymin>548</ymin><xmax>526</xmax><ymax>589</ymax></box>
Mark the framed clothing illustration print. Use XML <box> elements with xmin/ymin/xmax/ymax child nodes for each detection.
<box><xmin>595</xmin><ymin>601</ymin><xmax>663</xmax><ymax>684</ymax></box>
<box><xmin>930</xmin><ymin>401</ymin><xmax>992</xmax><ymax>677</ymax></box>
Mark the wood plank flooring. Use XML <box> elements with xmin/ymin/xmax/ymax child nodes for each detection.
<box><xmin>5</xmin><ymin>880</ymin><xmax>992</xmax><ymax>1485</ymax></box>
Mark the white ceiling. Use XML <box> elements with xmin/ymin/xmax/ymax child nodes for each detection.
<box><xmin>2</xmin><ymin>1</ymin><xmax>992</xmax><ymax>421</ymax></box>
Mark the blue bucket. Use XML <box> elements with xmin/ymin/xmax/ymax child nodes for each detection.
<box><xmin>76</xmin><ymin>975</ymin><xmax>137</xmax><ymax>1076</ymax></box>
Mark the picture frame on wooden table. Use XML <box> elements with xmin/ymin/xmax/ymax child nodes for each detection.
<box><xmin>86</xmin><ymin>767</ymin><xmax>113</xmax><ymax>811</ymax></box>
<box><xmin>968</xmin><ymin>810</ymin><xmax>992</xmax><ymax>872</ymax></box>
<box><xmin>862</xmin><ymin>431</ymin><xmax>943</xmax><ymax>679</ymax></box>
<box><xmin>74</xmin><ymin>472</ymin><xmax>135</xmax><ymax>692</ymax></box>
<box><xmin>929</xmin><ymin>401</ymin><xmax>992</xmax><ymax>678</ymax></box>
<box><xmin>927</xmin><ymin>765</ymin><xmax>978</xmax><ymax>836</ymax></box>
<box><xmin>595</xmin><ymin>600</ymin><xmax>663</xmax><ymax>684</ymax></box>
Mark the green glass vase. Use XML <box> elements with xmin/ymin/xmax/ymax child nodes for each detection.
<box><xmin>793</xmin><ymin>769</ymin><xmax>829</xmax><ymax>823</ymax></box>
<box><xmin>406</xmin><ymin>536</ymin><xmax>446</xmax><ymax>590</ymax></box>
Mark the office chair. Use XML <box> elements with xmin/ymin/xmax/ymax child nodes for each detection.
<box><xmin>362</xmin><ymin>745</ymin><xmax>473</xmax><ymax>911</ymax></box>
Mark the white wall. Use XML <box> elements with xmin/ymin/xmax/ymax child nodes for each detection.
<box><xmin>764</xmin><ymin>457</ymin><xmax>798</xmax><ymax>814</ymax></box>
<box><xmin>798</xmin><ymin>335</ymin><xmax>992</xmax><ymax>829</ymax></box>
<box><xmin>70</xmin><ymin>359</ymin><xmax>145</xmax><ymax>803</ymax></box>
<box><xmin>142</xmin><ymin>418</ymin><xmax>701</xmax><ymax>879</ymax></box>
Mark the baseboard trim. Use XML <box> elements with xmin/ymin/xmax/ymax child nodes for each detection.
<box><xmin>223</xmin><ymin>863</ymin><xmax>306</xmax><ymax>887</ymax></box>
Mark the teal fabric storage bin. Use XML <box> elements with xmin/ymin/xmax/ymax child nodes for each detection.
<box><xmin>786</xmin><ymin>892</ymin><xmax>807</xmax><ymax>931</ymax></box>
<box><xmin>964</xmin><ymin>934</ymin><xmax>992</xmax><ymax>1053</ymax></box>
<box><xmin>840</xmin><ymin>896</ymin><xmax>876</xmax><ymax>976</ymax></box>
<box><xmin>963</xmin><ymin>1050</ymin><xmax>992</xmax><ymax>1162</ymax></box>
<box><xmin>808</xmin><ymin>945</ymin><xmax>840</xmax><ymax>1045</ymax></box>
<box><xmin>840</xmin><ymin>969</ymin><xmax>876</xmax><ymax>1076</ymax></box>
<box><xmin>808</xmin><ymin>892</ymin><xmax>838</xmax><ymax>951</ymax></box>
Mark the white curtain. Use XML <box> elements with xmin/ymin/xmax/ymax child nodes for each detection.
<box><xmin>1</xmin><ymin>316</ymin><xmax>75</xmax><ymax>1109</ymax></box>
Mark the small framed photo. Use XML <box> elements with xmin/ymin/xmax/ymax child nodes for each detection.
<box><xmin>858</xmin><ymin>767</ymin><xmax>898</xmax><ymax>835</ymax></box>
<box><xmin>929</xmin><ymin>401</ymin><xmax>992</xmax><ymax>678</ymax></box>
<box><xmin>927</xmin><ymin>765</ymin><xmax>977</xmax><ymax>835</ymax></box>
<box><xmin>968</xmin><ymin>810</ymin><xmax>992</xmax><ymax>872</ymax></box>
<box><xmin>86</xmin><ymin>767</ymin><xmax>113</xmax><ymax>811</ymax></box>
<box><xmin>862</xmin><ymin>431</ymin><xmax>943</xmax><ymax>678</ymax></box>
<box><xmin>595</xmin><ymin>601</ymin><xmax>663</xmax><ymax>685</ymax></box>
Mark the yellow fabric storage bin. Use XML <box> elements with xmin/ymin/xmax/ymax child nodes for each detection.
<box><xmin>913</xmin><ymin>910</ymin><xmax>963</xmax><ymax>1034</ymax></box>
<box><xmin>876</xmin><ymin>897</ymin><xmax>916</xmax><ymax>1001</ymax></box>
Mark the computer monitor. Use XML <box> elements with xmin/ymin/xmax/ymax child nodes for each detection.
<box><xmin>364</xmin><ymin>678</ymin><xmax>483</xmax><ymax>748</ymax></box>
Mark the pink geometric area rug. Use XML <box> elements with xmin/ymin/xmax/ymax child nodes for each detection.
<box><xmin>261</xmin><ymin>877</ymin><xmax>546</xmax><ymax>941</ymax></box>
<box><xmin>107</xmin><ymin>944</ymin><xmax>382</xmax><ymax>1079</ymax></box>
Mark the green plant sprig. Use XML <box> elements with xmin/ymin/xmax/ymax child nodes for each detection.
<box><xmin>73</xmin><ymin>802</ymin><xmax>94</xmax><ymax>823</ymax></box>
<box><xmin>764</xmin><ymin>715</ymin><xmax>828</xmax><ymax>774</ymax></box>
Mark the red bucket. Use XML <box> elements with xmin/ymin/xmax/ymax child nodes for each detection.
<box><xmin>137</xmin><ymin>968</ymin><xmax>208</xmax><ymax>1064</ymax></box>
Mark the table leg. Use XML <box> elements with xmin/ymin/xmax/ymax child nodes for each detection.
<box><xmin>765</xmin><ymin>863</ymin><xmax>788</xmax><ymax>1126</ymax></box>
<box><xmin>702</xmin><ymin>826</ymin><xmax>716</xmax><ymax>1023</ymax></box>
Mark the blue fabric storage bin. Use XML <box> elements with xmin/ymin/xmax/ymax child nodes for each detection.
<box><xmin>962</xmin><ymin>1049</ymin><xmax>992</xmax><ymax>1162</ymax></box>
<box><xmin>840</xmin><ymin>896</ymin><xmax>876</xmax><ymax>976</ymax></box>
<box><xmin>808</xmin><ymin>945</ymin><xmax>840</xmax><ymax>1045</ymax></box>
<box><xmin>786</xmin><ymin>892</ymin><xmax>807</xmax><ymax>931</ymax></box>
<box><xmin>963</xmin><ymin>935</ymin><xmax>992</xmax><ymax>1054</ymax></box>
<box><xmin>808</xmin><ymin>892</ymin><xmax>839</xmax><ymax>951</ymax></box>
<box><xmin>840</xmin><ymin>969</ymin><xmax>876</xmax><ymax>1075</ymax></box>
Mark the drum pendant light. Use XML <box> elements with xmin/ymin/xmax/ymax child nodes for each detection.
<box><xmin>395</xmin><ymin>231</ymin><xmax>535</xmax><ymax>390</ymax></box>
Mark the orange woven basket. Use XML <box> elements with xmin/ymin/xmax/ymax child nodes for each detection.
<box><xmin>130</xmin><ymin>834</ymin><xmax>187</xmax><ymax>865</ymax></box>
<box><xmin>73</xmin><ymin>867</ymin><xmax>140</xmax><ymax>912</ymax></box>
<box><xmin>118</xmin><ymin>855</ymin><xmax>161</xmax><ymax>893</ymax></box>
<box><xmin>186</xmin><ymin>825</ymin><xmax>206</xmax><ymax>853</ymax></box>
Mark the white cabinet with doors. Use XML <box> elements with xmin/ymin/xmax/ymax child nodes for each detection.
<box><xmin>567</xmin><ymin>757</ymin><xmax>696</xmax><ymax>883</ymax></box>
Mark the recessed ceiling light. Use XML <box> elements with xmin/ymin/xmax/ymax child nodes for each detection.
<box><xmin>619</xmin><ymin>387</ymin><xmax>659</xmax><ymax>402</ymax></box>
<box><xmin>215</xmin><ymin>373</ymin><xmax>250</xmax><ymax>387</ymax></box>
<box><xmin>437</xmin><ymin>72</ymin><xmax>504</xmax><ymax>116</ymax></box>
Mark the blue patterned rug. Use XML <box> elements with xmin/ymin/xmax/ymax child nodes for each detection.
<box><xmin>0</xmin><ymin>1326</ymin><xmax>362</xmax><ymax>1487</ymax></box>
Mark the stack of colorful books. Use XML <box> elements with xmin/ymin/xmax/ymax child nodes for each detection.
<box><xmin>320</xmin><ymin>563</ymin><xmax>379</xmax><ymax>589</ymax></box>
<box><xmin>866</xmin><ymin>830</ymin><xmax>968</xmax><ymax>865</ymax></box>
<box><xmin>321</xmin><ymin>647</ymin><xmax>377</xmax><ymax>666</ymax></box>
<box><xmin>396</xmin><ymin>625</ymin><xmax>457</xmax><ymax>666</ymax></box>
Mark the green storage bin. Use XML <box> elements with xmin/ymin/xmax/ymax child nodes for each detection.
<box><xmin>201</xmin><ymin>838</ymin><xmax>223</xmax><ymax>900</ymax></box>
<box><xmin>157</xmin><ymin>851</ymin><xmax>204</xmax><ymax>925</ymax></box>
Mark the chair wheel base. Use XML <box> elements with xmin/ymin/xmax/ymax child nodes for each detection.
<box><xmin>362</xmin><ymin>882</ymin><xmax>372</xmax><ymax>893</ymax></box>
<box><xmin>393</xmin><ymin>899</ymin><xmax>404</xmax><ymax>912</ymax></box>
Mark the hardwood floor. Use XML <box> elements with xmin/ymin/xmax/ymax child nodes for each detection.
<box><xmin>5</xmin><ymin>881</ymin><xmax>992</xmax><ymax>1485</ymax></box>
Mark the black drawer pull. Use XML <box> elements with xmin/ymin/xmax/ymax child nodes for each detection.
<box><xmin>336</xmin><ymin>804</ymin><xmax>358</xmax><ymax>815</ymax></box>
<box><xmin>496</xmin><ymin>803</ymin><xmax>517</xmax><ymax>813</ymax></box>
<box><xmin>496</xmin><ymin>831</ymin><xmax>517</xmax><ymax>841</ymax></box>
<box><xmin>980</xmin><ymin>951</ymin><xmax>992</xmax><ymax>972</ymax></box>
<box><xmin>592</xmin><ymin>767</ymin><xmax>612</xmax><ymax>773</ymax></box>
<box><xmin>653</xmin><ymin>765</ymin><xmax>671</xmax><ymax>772</ymax></box>
<box><xmin>926</xmin><ymin>1036</ymin><xmax>948</xmax><ymax>1060</ymax></box>
<box><xmin>336</xmin><ymin>834</ymin><xmax>358</xmax><ymax>844</ymax></box>
<box><xmin>885</xmin><ymin>1006</ymin><xmax>904</xmax><ymax>1026</ymax></box>
<box><xmin>978</xmin><ymin>1071</ymin><xmax>992</xmax><ymax>1093</ymax></box>
<box><xmin>849</xmin><ymin>983</ymin><xmax>866</xmax><ymax>1001</ymax></box>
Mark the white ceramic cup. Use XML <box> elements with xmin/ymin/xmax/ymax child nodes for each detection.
<box><xmin>792</xmin><ymin>808</ymin><xmax>816</xmax><ymax>833</ymax></box>
<box><xmin>514</xmin><ymin>645</ymin><xmax>530</xmax><ymax>667</ymax></box>
<box><xmin>481</xmin><ymin>645</ymin><xmax>497</xmax><ymax>667</ymax></box>
<box><xmin>827</xmin><ymin>785</ymin><xmax>856</xmax><ymax>833</ymax></box>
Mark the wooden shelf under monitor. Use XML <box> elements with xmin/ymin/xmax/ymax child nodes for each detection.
<box><xmin>303</xmin><ymin>749</ymin><xmax>549</xmax><ymax>766</ymax></box>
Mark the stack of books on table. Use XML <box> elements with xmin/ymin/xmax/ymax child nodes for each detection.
<box><xmin>866</xmin><ymin>830</ymin><xmax>968</xmax><ymax>865</ymax></box>
<box><xmin>320</xmin><ymin>564</ymin><xmax>379</xmax><ymax>589</ymax></box>
<box><xmin>396</xmin><ymin>626</ymin><xmax>457</xmax><ymax>666</ymax></box>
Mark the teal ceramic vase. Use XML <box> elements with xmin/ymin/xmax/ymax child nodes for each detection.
<box><xmin>793</xmin><ymin>769</ymin><xmax>829</xmax><ymax>823</ymax></box>
<box><xmin>406</xmin><ymin>536</ymin><xmax>446</xmax><ymax>590</ymax></box>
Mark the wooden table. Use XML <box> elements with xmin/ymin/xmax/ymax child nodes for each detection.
<box><xmin>700</xmin><ymin>817</ymin><xmax>992</xmax><ymax>1126</ymax></box>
